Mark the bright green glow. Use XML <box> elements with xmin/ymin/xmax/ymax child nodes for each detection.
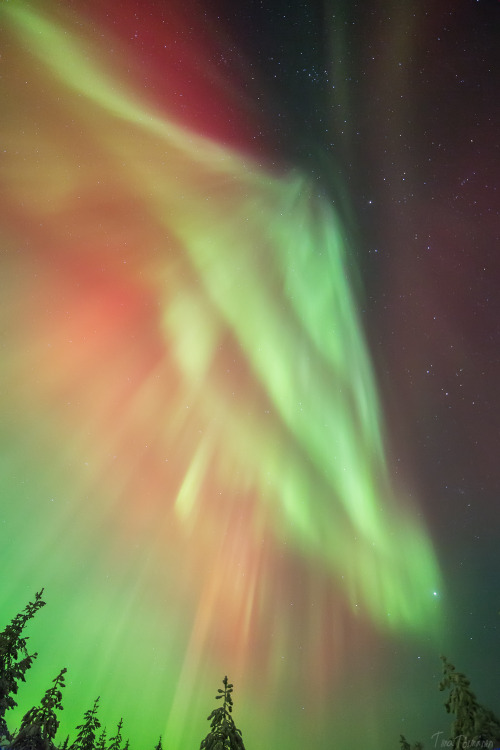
<box><xmin>0</xmin><ymin>3</ymin><xmax>442</xmax><ymax>750</ymax></box>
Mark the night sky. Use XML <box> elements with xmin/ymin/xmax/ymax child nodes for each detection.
<box><xmin>0</xmin><ymin>1</ymin><xmax>499</xmax><ymax>749</ymax></box>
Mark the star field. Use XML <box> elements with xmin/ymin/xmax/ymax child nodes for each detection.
<box><xmin>0</xmin><ymin>1</ymin><xmax>499</xmax><ymax>749</ymax></box>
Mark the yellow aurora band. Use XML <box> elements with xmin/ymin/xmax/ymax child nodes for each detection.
<box><xmin>0</xmin><ymin>2</ymin><xmax>442</xmax><ymax>749</ymax></box>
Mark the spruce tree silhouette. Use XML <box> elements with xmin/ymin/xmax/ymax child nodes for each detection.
<box><xmin>0</xmin><ymin>591</ymin><xmax>46</xmax><ymax>739</ymax></box>
<box><xmin>439</xmin><ymin>656</ymin><xmax>500</xmax><ymax>749</ymax></box>
<box><xmin>399</xmin><ymin>735</ymin><xmax>423</xmax><ymax>750</ymax></box>
<box><xmin>107</xmin><ymin>719</ymin><xmax>124</xmax><ymax>750</ymax></box>
<box><xmin>200</xmin><ymin>677</ymin><xmax>245</xmax><ymax>750</ymax></box>
<box><xmin>12</xmin><ymin>668</ymin><xmax>66</xmax><ymax>750</ymax></box>
<box><xmin>72</xmin><ymin>698</ymin><xmax>101</xmax><ymax>750</ymax></box>
<box><xmin>94</xmin><ymin>729</ymin><xmax>106</xmax><ymax>750</ymax></box>
<box><xmin>399</xmin><ymin>656</ymin><xmax>500</xmax><ymax>749</ymax></box>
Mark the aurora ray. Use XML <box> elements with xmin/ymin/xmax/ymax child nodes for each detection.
<box><xmin>0</xmin><ymin>2</ymin><xmax>442</xmax><ymax>749</ymax></box>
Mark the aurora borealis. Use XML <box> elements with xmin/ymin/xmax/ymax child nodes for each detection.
<box><xmin>1</xmin><ymin>1</ymin><xmax>498</xmax><ymax>749</ymax></box>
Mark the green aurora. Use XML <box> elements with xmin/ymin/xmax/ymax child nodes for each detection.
<box><xmin>0</xmin><ymin>2</ymin><xmax>443</xmax><ymax>749</ymax></box>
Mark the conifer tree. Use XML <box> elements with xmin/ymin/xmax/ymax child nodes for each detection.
<box><xmin>399</xmin><ymin>736</ymin><xmax>423</xmax><ymax>750</ymax></box>
<box><xmin>107</xmin><ymin>719</ymin><xmax>123</xmax><ymax>750</ymax></box>
<box><xmin>439</xmin><ymin>656</ymin><xmax>500</xmax><ymax>749</ymax></box>
<box><xmin>12</xmin><ymin>668</ymin><xmax>66</xmax><ymax>750</ymax></box>
<box><xmin>200</xmin><ymin>676</ymin><xmax>245</xmax><ymax>750</ymax></box>
<box><xmin>95</xmin><ymin>729</ymin><xmax>107</xmax><ymax>750</ymax></box>
<box><xmin>0</xmin><ymin>591</ymin><xmax>46</xmax><ymax>737</ymax></box>
<box><xmin>72</xmin><ymin>698</ymin><xmax>101</xmax><ymax>750</ymax></box>
<box><xmin>153</xmin><ymin>737</ymin><xmax>162</xmax><ymax>750</ymax></box>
